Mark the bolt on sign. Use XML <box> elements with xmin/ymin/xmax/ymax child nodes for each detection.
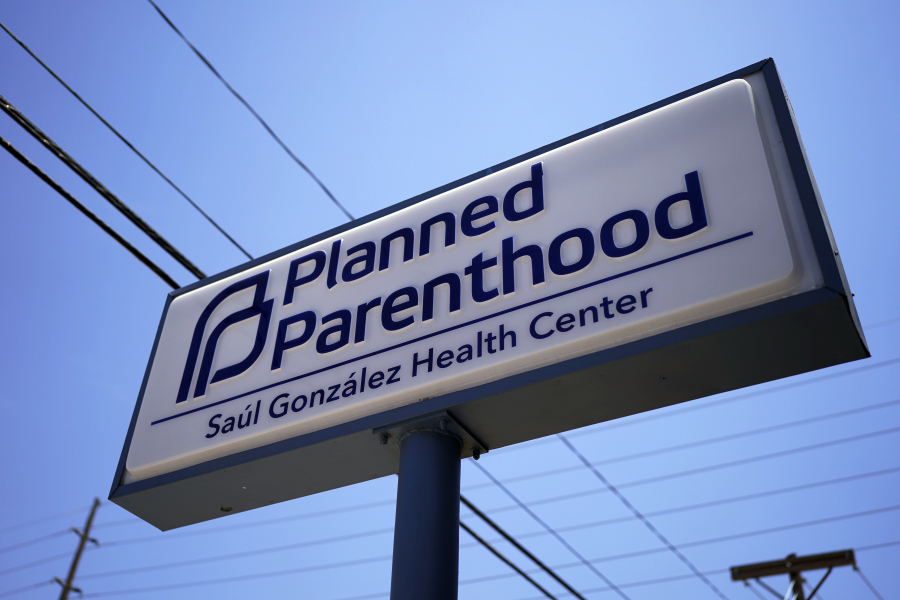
<box><xmin>110</xmin><ymin>59</ymin><xmax>867</xmax><ymax>530</ymax></box>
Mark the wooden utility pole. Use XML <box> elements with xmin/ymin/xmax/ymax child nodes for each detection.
<box><xmin>55</xmin><ymin>498</ymin><xmax>100</xmax><ymax>600</ymax></box>
<box><xmin>730</xmin><ymin>549</ymin><xmax>855</xmax><ymax>599</ymax></box>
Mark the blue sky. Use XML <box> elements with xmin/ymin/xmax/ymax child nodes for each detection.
<box><xmin>0</xmin><ymin>1</ymin><xmax>898</xmax><ymax>599</ymax></box>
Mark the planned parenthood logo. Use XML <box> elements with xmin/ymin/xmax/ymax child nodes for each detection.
<box><xmin>176</xmin><ymin>271</ymin><xmax>273</xmax><ymax>404</ymax></box>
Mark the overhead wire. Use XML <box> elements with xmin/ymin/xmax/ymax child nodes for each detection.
<box><xmin>568</xmin><ymin>396</ymin><xmax>900</xmax><ymax>469</ymax></box>
<box><xmin>0</xmin><ymin>135</ymin><xmax>179</xmax><ymax>288</ymax></box>
<box><xmin>578</xmin><ymin>357</ymin><xmax>900</xmax><ymax>435</ymax></box>
<box><xmin>74</xmin><ymin>446</ymin><xmax>900</xmax><ymax>585</ymax></box>
<box><xmin>742</xmin><ymin>581</ymin><xmax>770</xmax><ymax>600</ymax></box>
<box><xmin>97</xmin><ymin>498</ymin><xmax>395</xmax><ymax>546</ymax></box>
<box><xmin>557</xmin><ymin>433</ymin><xmax>731</xmax><ymax>600</ymax></box>
<box><xmin>16</xmin><ymin>392</ymin><xmax>900</xmax><ymax>549</ymax></box>
<box><xmin>470</xmin><ymin>460</ymin><xmax>631</xmax><ymax>600</ymax></box>
<box><xmin>103</xmin><ymin>523</ymin><xmax>393</xmax><ymax>548</ymax></box>
<box><xmin>464</xmin><ymin>424</ymin><xmax>900</xmax><ymax>494</ymax></box>
<box><xmin>81</xmin><ymin>527</ymin><xmax>393</xmax><ymax>578</ymax></box>
<box><xmin>86</xmin><ymin>497</ymin><xmax>566</xmax><ymax>599</ymax></box>
<box><xmin>0</xmin><ymin>19</ymin><xmax>252</xmax><ymax>261</ymax></box>
<box><xmin>575</xmin><ymin>568</ymin><xmax>731</xmax><ymax>597</ymax></box>
<box><xmin>554</xmin><ymin>504</ymin><xmax>900</xmax><ymax>570</ymax></box>
<box><xmin>460</xmin><ymin>495</ymin><xmax>586</xmax><ymax>600</ymax></box>
<box><xmin>468</xmin><ymin>521</ymin><xmax>900</xmax><ymax>591</ymax></box>
<box><xmin>856</xmin><ymin>539</ymin><xmax>900</xmax><ymax>552</ymax></box>
<box><xmin>144</xmin><ymin>0</ymin><xmax>354</xmax><ymax>221</ymax></box>
<box><xmin>855</xmin><ymin>566</ymin><xmax>886</xmax><ymax>600</ymax></box>
<box><xmin>478</xmin><ymin>395</ymin><xmax>900</xmax><ymax>489</ymax></box>
<box><xmin>458</xmin><ymin>521</ymin><xmax>557</xmax><ymax>600</ymax></box>
<box><xmin>0</xmin><ymin>579</ymin><xmax>53</xmax><ymax>599</ymax></box>
<box><xmin>0</xmin><ymin>550</ymin><xmax>77</xmax><ymax>577</ymax></box>
<box><xmin>0</xmin><ymin>94</ymin><xmax>203</xmax><ymax>280</ymax></box>
<box><xmin>0</xmin><ymin>505</ymin><xmax>90</xmax><ymax>536</ymax></box>
<box><xmin>13</xmin><ymin>497</ymin><xmax>894</xmax><ymax>597</ymax></box>
<box><xmin>484</xmin><ymin>538</ymin><xmax>900</xmax><ymax>600</ymax></box>
<box><xmin>91</xmin><ymin>463</ymin><xmax>895</xmax><ymax>553</ymax></box>
<box><xmin>0</xmin><ymin>529</ymin><xmax>72</xmax><ymax>556</ymax></box>
<box><xmin>79</xmin><ymin>558</ymin><xmax>393</xmax><ymax>599</ymax></box>
<box><xmin>505</xmin><ymin>465</ymin><xmax>900</xmax><ymax>538</ymax></box>
<box><xmin>461</xmin><ymin>523</ymin><xmax>900</xmax><ymax>585</ymax></box>
<box><xmin>91</xmin><ymin>518</ymin><xmax>142</xmax><ymax>531</ymax></box>
<box><xmin>492</xmin><ymin>356</ymin><xmax>900</xmax><ymax>455</ymax></box>
<box><xmin>16</xmin><ymin>360</ymin><xmax>900</xmax><ymax>542</ymax></box>
<box><xmin>868</xmin><ymin>316</ymin><xmax>900</xmax><ymax>329</ymax></box>
<box><xmin>83</xmin><ymin>509</ymin><xmax>588</xmax><ymax>600</ymax></box>
<box><xmin>8</xmin><ymin>395</ymin><xmax>895</xmax><ymax>590</ymax></box>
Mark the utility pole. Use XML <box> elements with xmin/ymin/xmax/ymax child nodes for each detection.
<box><xmin>730</xmin><ymin>549</ymin><xmax>855</xmax><ymax>599</ymax></box>
<box><xmin>54</xmin><ymin>498</ymin><xmax>101</xmax><ymax>600</ymax></box>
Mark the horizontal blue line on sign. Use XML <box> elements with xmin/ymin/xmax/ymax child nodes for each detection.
<box><xmin>151</xmin><ymin>231</ymin><xmax>754</xmax><ymax>426</ymax></box>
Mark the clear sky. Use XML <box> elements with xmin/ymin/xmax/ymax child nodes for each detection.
<box><xmin>0</xmin><ymin>1</ymin><xmax>898</xmax><ymax>599</ymax></box>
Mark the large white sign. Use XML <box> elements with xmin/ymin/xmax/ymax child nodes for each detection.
<box><xmin>125</xmin><ymin>79</ymin><xmax>820</xmax><ymax>483</ymax></box>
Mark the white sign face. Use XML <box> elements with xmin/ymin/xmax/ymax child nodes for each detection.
<box><xmin>125</xmin><ymin>79</ymin><xmax>819</xmax><ymax>482</ymax></box>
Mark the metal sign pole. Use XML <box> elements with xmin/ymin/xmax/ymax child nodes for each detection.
<box><xmin>389</xmin><ymin>423</ymin><xmax>462</xmax><ymax>600</ymax></box>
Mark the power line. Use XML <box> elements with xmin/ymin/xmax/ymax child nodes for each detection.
<box><xmin>508</xmin><ymin>465</ymin><xmax>900</xmax><ymax>539</ymax></box>
<box><xmin>0</xmin><ymin>550</ymin><xmax>76</xmax><ymax>577</ymax></box>
<box><xmin>15</xmin><ymin>402</ymin><xmax>900</xmax><ymax>560</ymax></box>
<box><xmin>0</xmin><ymin>580</ymin><xmax>53</xmax><ymax>599</ymax></box>
<box><xmin>460</xmin><ymin>495</ymin><xmax>586</xmax><ymax>600</ymax></box>
<box><xmin>23</xmin><ymin>360</ymin><xmax>894</xmax><ymax>549</ymax></box>
<box><xmin>0</xmin><ymin>505</ymin><xmax>90</xmax><ymax>536</ymax></box>
<box><xmin>0</xmin><ymin>529</ymin><xmax>71</xmax><ymax>556</ymax></box>
<box><xmin>489</xmin><ymin>357</ymin><xmax>900</xmax><ymax>457</ymax></box>
<box><xmin>0</xmin><ymin>93</ymin><xmax>204</xmax><ymax>280</ymax></box>
<box><xmin>15</xmin><ymin>423</ymin><xmax>898</xmax><ymax>562</ymax></box>
<box><xmin>45</xmin><ymin>521</ymin><xmax>900</xmax><ymax>598</ymax></box>
<box><xmin>465</xmin><ymin>424</ymin><xmax>900</xmax><ymax>494</ymax></box>
<box><xmin>857</xmin><ymin>540</ymin><xmax>900</xmax><ymax>552</ymax></box>
<box><xmin>742</xmin><ymin>581</ymin><xmax>770</xmax><ymax>600</ymax></box>
<box><xmin>0</xmin><ymin>135</ymin><xmax>179</xmax><ymax>288</ymax></box>
<box><xmin>868</xmin><ymin>316</ymin><xmax>900</xmax><ymax>329</ymax></box>
<box><xmin>89</xmin><ymin>459</ymin><xmax>899</xmax><ymax>578</ymax></box>
<box><xmin>579</xmin><ymin>357</ymin><xmax>900</xmax><ymax>435</ymax></box>
<box><xmin>145</xmin><ymin>0</ymin><xmax>354</xmax><ymax>221</ymax></box>
<box><xmin>88</xmin><ymin>499</ymin><xmax>560</xmax><ymax>600</ymax></box>
<box><xmin>568</xmin><ymin>504</ymin><xmax>900</xmax><ymax>569</ymax></box>
<box><xmin>459</xmin><ymin>521</ymin><xmax>557</xmax><ymax>600</ymax></box>
<box><xmin>578</xmin><ymin>397</ymin><xmax>900</xmax><ymax>469</ymax></box>
<box><xmin>855</xmin><ymin>566</ymin><xmax>886</xmax><ymax>600</ymax></box>
<box><xmin>564</xmin><ymin>568</ymin><xmax>731</xmax><ymax>597</ymax></box>
<box><xmin>99</xmin><ymin>498</ymin><xmax>394</xmax><ymax>546</ymax></box>
<box><xmin>0</xmin><ymin>19</ymin><xmax>253</xmax><ymax>261</ymax></box>
<box><xmin>91</xmin><ymin>518</ymin><xmax>141</xmax><ymax>531</ymax></box>
<box><xmin>487</xmin><ymin>538</ymin><xmax>900</xmax><ymax>599</ymax></box>
<box><xmin>90</xmin><ymin>516</ymin><xmax>559</xmax><ymax>600</ymax></box>
<box><xmin>482</xmin><ymin>396</ymin><xmax>900</xmax><ymax>490</ymax></box>
<box><xmin>79</xmin><ymin>554</ymin><xmax>393</xmax><ymax>597</ymax></box>
<box><xmin>476</xmin><ymin>515</ymin><xmax>900</xmax><ymax>590</ymax></box>
<box><xmin>493</xmin><ymin>357</ymin><xmax>900</xmax><ymax>456</ymax></box>
<box><xmin>81</xmin><ymin>527</ymin><xmax>393</xmax><ymax>579</ymax></box>
<box><xmin>470</xmin><ymin>460</ymin><xmax>631</xmax><ymax>600</ymax></box>
<box><xmin>558</xmin><ymin>433</ymin><xmax>731</xmax><ymax>600</ymax></box>
<box><xmin>87</xmin><ymin>512</ymin><xmax>575</xmax><ymax>600</ymax></box>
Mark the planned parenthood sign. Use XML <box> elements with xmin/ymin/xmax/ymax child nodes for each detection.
<box><xmin>111</xmin><ymin>59</ymin><xmax>867</xmax><ymax>530</ymax></box>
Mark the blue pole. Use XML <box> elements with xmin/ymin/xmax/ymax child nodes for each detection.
<box><xmin>390</xmin><ymin>428</ymin><xmax>461</xmax><ymax>600</ymax></box>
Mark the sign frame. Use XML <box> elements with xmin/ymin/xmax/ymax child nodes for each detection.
<box><xmin>109</xmin><ymin>58</ymin><xmax>868</xmax><ymax>530</ymax></box>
